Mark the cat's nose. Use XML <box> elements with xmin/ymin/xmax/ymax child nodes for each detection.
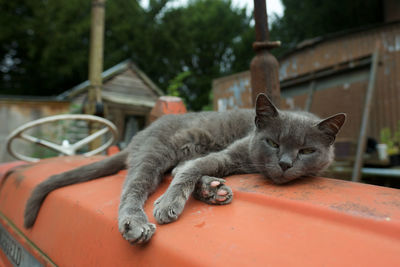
<box><xmin>279</xmin><ymin>161</ymin><xmax>292</xmax><ymax>171</ymax></box>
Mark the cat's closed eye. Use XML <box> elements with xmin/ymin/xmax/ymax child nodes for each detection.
<box><xmin>266</xmin><ymin>138</ymin><xmax>279</xmax><ymax>148</ymax></box>
<box><xmin>299</xmin><ymin>148</ymin><xmax>316</xmax><ymax>155</ymax></box>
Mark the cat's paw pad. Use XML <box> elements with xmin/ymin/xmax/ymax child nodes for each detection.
<box><xmin>153</xmin><ymin>195</ymin><xmax>185</xmax><ymax>224</ymax></box>
<box><xmin>194</xmin><ymin>176</ymin><xmax>233</xmax><ymax>205</ymax></box>
<box><xmin>119</xmin><ymin>217</ymin><xmax>156</xmax><ymax>244</ymax></box>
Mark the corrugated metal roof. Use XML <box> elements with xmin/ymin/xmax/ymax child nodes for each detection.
<box><xmin>213</xmin><ymin>20</ymin><xmax>400</xmax><ymax>142</ymax></box>
<box><xmin>279</xmin><ymin>20</ymin><xmax>400</xmax><ymax>60</ymax></box>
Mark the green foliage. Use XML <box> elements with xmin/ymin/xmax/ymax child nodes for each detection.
<box><xmin>0</xmin><ymin>0</ymin><xmax>385</xmax><ymax>110</ymax></box>
<box><xmin>0</xmin><ymin>0</ymin><xmax>253</xmax><ymax>110</ymax></box>
<box><xmin>380</xmin><ymin>128</ymin><xmax>394</xmax><ymax>148</ymax></box>
<box><xmin>145</xmin><ymin>0</ymin><xmax>252</xmax><ymax>110</ymax></box>
<box><xmin>104</xmin><ymin>0</ymin><xmax>253</xmax><ymax>110</ymax></box>
<box><xmin>167</xmin><ymin>71</ymin><xmax>191</xmax><ymax>97</ymax></box>
<box><xmin>69</xmin><ymin>103</ymin><xmax>83</xmax><ymax>114</ymax></box>
<box><xmin>0</xmin><ymin>0</ymin><xmax>91</xmax><ymax>96</ymax></box>
<box><xmin>201</xmin><ymin>89</ymin><xmax>214</xmax><ymax>111</ymax></box>
<box><xmin>395</xmin><ymin>121</ymin><xmax>400</xmax><ymax>145</ymax></box>
<box><xmin>380</xmin><ymin>122</ymin><xmax>400</xmax><ymax>155</ymax></box>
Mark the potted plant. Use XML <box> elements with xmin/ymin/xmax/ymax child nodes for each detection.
<box><xmin>379</xmin><ymin>122</ymin><xmax>400</xmax><ymax>166</ymax></box>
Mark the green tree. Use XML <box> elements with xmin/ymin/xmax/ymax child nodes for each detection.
<box><xmin>0</xmin><ymin>0</ymin><xmax>166</xmax><ymax>96</ymax></box>
<box><xmin>0</xmin><ymin>0</ymin><xmax>91</xmax><ymax>96</ymax></box>
<box><xmin>149</xmin><ymin>0</ymin><xmax>252</xmax><ymax>110</ymax></box>
<box><xmin>1</xmin><ymin>0</ymin><xmax>253</xmax><ymax>110</ymax></box>
<box><xmin>104</xmin><ymin>0</ymin><xmax>170</xmax><ymax>70</ymax></box>
<box><xmin>0</xmin><ymin>0</ymin><xmax>386</xmax><ymax>110</ymax></box>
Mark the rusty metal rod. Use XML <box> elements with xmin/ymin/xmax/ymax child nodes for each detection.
<box><xmin>250</xmin><ymin>0</ymin><xmax>281</xmax><ymax>107</ymax></box>
<box><xmin>253</xmin><ymin>0</ymin><xmax>269</xmax><ymax>42</ymax></box>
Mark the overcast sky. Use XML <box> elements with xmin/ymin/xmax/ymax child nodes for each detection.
<box><xmin>141</xmin><ymin>0</ymin><xmax>284</xmax><ymax>17</ymax></box>
<box><xmin>232</xmin><ymin>0</ymin><xmax>284</xmax><ymax>16</ymax></box>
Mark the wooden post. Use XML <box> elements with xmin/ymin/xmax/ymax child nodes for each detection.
<box><xmin>87</xmin><ymin>0</ymin><xmax>106</xmax><ymax>116</ymax></box>
<box><xmin>88</xmin><ymin>0</ymin><xmax>106</xmax><ymax>150</ymax></box>
<box><xmin>352</xmin><ymin>47</ymin><xmax>380</xmax><ymax>182</ymax></box>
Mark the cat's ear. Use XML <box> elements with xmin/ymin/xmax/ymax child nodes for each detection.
<box><xmin>317</xmin><ymin>113</ymin><xmax>347</xmax><ymax>145</ymax></box>
<box><xmin>255</xmin><ymin>93</ymin><xmax>278</xmax><ymax>128</ymax></box>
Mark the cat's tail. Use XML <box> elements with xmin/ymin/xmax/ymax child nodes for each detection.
<box><xmin>24</xmin><ymin>150</ymin><xmax>129</xmax><ymax>228</ymax></box>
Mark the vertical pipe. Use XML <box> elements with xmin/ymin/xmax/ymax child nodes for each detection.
<box><xmin>253</xmin><ymin>0</ymin><xmax>269</xmax><ymax>42</ymax></box>
<box><xmin>88</xmin><ymin>0</ymin><xmax>106</xmax><ymax>116</ymax></box>
<box><xmin>87</xmin><ymin>0</ymin><xmax>106</xmax><ymax>150</ymax></box>
<box><xmin>352</xmin><ymin>47</ymin><xmax>380</xmax><ymax>182</ymax></box>
<box><xmin>305</xmin><ymin>81</ymin><xmax>316</xmax><ymax>112</ymax></box>
<box><xmin>250</xmin><ymin>0</ymin><xmax>281</xmax><ymax>107</ymax></box>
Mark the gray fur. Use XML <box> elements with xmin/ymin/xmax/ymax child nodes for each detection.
<box><xmin>23</xmin><ymin>94</ymin><xmax>346</xmax><ymax>244</ymax></box>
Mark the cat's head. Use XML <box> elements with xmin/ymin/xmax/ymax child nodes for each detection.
<box><xmin>249</xmin><ymin>93</ymin><xmax>346</xmax><ymax>184</ymax></box>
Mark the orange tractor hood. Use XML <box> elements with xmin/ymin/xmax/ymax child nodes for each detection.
<box><xmin>1</xmin><ymin>156</ymin><xmax>400</xmax><ymax>266</ymax></box>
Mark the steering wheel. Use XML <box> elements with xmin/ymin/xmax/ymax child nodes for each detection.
<box><xmin>6</xmin><ymin>114</ymin><xmax>118</xmax><ymax>162</ymax></box>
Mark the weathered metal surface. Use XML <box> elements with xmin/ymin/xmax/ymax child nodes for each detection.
<box><xmin>212</xmin><ymin>71</ymin><xmax>252</xmax><ymax>111</ymax></box>
<box><xmin>250</xmin><ymin>0</ymin><xmax>281</xmax><ymax>106</ymax></box>
<box><xmin>213</xmin><ymin>21</ymin><xmax>400</xmax><ymax>142</ymax></box>
<box><xmin>279</xmin><ymin>22</ymin><xmax>400</xmax><ymax>140</ymax></box>
<box><xmin>0</xmin><ymin>220</ymin><xmax>54</xmax><ymax>267</ymax></box>
<box><xmin>1</xmin><ymin>157</ymin><xmax>400</xmax><ymax>266</ymax></box>
<box><xmin>149</xmin><ymin>96</ymin><xmax>187</xmax><ymax>123</ymax></box>
<box><xmin>253</xmin><ymin>0</ymin><xmax>268</xmax><ymax>41</ymax></box>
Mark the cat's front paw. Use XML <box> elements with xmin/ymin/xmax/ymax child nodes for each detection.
<box><xmin>194</xmin><ymin>176</ymin><xmax>233</xmax><ymax>205</ymax></box>
<box><xmin>153</xmin><ymin>194</ymin><xmax>185</xmax><ymax>224</ymax></box>
<box><xmin>119</xmin><ymin>216</ymin><xmax>156</xmax><ymax>244</ymax></box>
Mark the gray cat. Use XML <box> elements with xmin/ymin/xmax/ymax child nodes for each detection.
<box><xmin>23</xmin><ymin>94</ymin><xmax>346</xmax><ymax>244</ymax></box>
